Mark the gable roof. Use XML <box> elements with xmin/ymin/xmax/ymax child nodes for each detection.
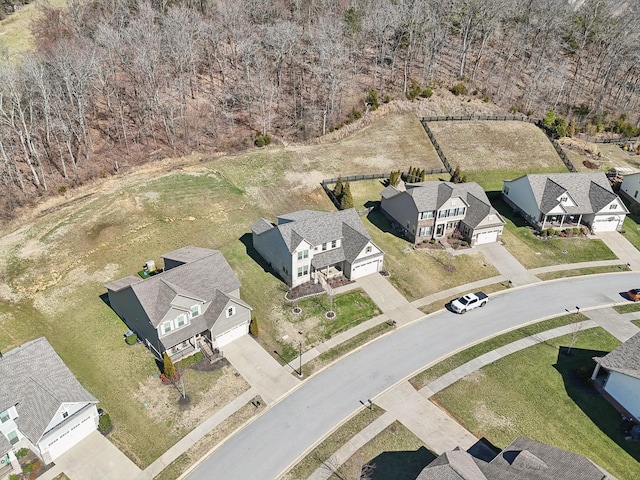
<box><xmin>0</xmin><ymin>338</ymin><xmax>97</xmax><ymax>445</ymax></box>
<box><xmin>594</xmin><ymin>331</ymin><xmax>640</xmax><ymax>380</ymax></box>
<box><xmin>106</xmin><ymin>248</ymin><xmax>241</xmax><ymax>327</ymax></box>
<box><xmin>251</xmin><ymin>209</ymin><xmax>375</xmax><ymax>262</ymax></box>
<box><xmin>514</xmin><ymin>173</ymin><xmax>626</xmax><ymax>215</ymax></box>
<box><xmin>416</xmin><ymin>437</ymin><xmax>610</xmax><ymax>480</ymax></box>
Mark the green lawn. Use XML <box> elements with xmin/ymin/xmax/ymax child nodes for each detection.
<box><xmin>621</xmin><ymin>213</ymin><xmax>640</xmax><ymax>251</ymax></box>
<box><xmin>410</xmin><ymin>313</ymin><xmax>587</xmax><ymax>389</ymax></box>
<box><xmin>490</xmin><ymin>195</ymin><xmax>617</xmax><ymax>268</ymax></box>
<box><xmin>433</xmin><ymin>328</ymin><xmax>640</xmax><ymax>480</ymax></box>
<box><xmin>535</xmin><ymin>264</ymin><xmax>630</xmax><ymax>281</ymax></box>
<box><xmin>466</xmin><ymin>167</ymin><xmax>568</xmax><ymax>192</ymax></box>
<box><xmin>331</xmin><ymin>421</ymin><xmax>436</xmax><ymax>480</ymax></box>
<box><xmin>613</xmin><ymin>303</ymin><xmax>640</xmax><ymax>314</ymax></box>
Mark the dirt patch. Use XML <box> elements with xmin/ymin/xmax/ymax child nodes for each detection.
<box><xmin>463</xmin><ymin>369</ymin><xmax>485</xmax><ymax>384</ymax></box>
<box><xmin>133</xmin><ymin>363</ymin><xmax>249</xmax><ymax>436</ymax></box>
<box><xmin>473</xmin><ymin>402</ymin><xmax>514</xmax><ymax>430</ymax></box>
<box><xmin>285</xmin><ymin>170</ymin><xmax>327</xmax><ymax>191</ymax></box>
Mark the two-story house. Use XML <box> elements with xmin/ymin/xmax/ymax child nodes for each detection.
<box><xmin>251</xmin><ymin>209</ymin><xmax>384</xmax><ymax>288</ymax></box>
<box><xmin>105</xmin><ymin>246</ymin><xmax>252</xmax><ymax>360</ymax></box>
<box><xmin>502</xmin><ymin>172</ymin><xmax>628</xmax><ymax>232</ymax></box>
<box><xmin>380</xmin><ymin>181</ymin><xmax>505</xmax><ymax>246</ymax></box>
<box><xmin>0</xmin><ymin>338</ymin><xmax>99</xmax><ymax>473</ymax></box>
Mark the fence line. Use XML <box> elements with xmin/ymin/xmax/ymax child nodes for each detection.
<box><xmin>421</xmin><ymin>115</ymin><xmax>540</xmax><ymax>123</ymax></box>
<box><xmin>420</xmin><ymin>119</ymin><xmax>453</xmax><ymax>174</ymax></box>
<box><xmin>579</xmin><ymin>135</ymin><xmax>640</xmax><ymax>144</ymax></box>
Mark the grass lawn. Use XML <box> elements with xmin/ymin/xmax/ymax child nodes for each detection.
<box><xmin>410</xmin><ymin>313</ymin><xmax>588</xmax><ymax>389</ymax></box>
<box><xmin>428</xmin><ymin>121</ymin><xmax>568</xmax><ymax>191</ymax></box>
<box><xmin>634</xmin><ymin>320</ymin><xmax>640</xmax><ymax>328</ymax></box>
<box><xmin>278</xmin><ymin>289</ymin><xmax>381</xmax><ymax>360</ymax></box>
<box><xmin>621</xmin><ymin>213</ymin><xmax>640</xmax><ymax>251</ymax></box>
<box><xmin>535</xmin><ymin>264</ymin><xmax>630</xmax><ymax>281</ymax></box>
<box><xmin>418</xmin><ymin>282</ymin><xmax>509</xmax><ymax>316</ymax></box>
<box><xmin>281</xmin><ymin>405</ymin><xmax>385</xmax><ymax>480</ymax></box>
<box><xmin>433</xmin><ymin>328</ymin><xmax>640</xmax><ymax>480</ymax></box>
<box><xmin>614</xmin><ymin>303</ymin><xmax>640</xmax><ymax>314</ymax></box>
<box><xmin>490</xmin><ymin>195</ymin><xmax>617</xmax><ymax>268</ymax></box>
<box><xmin>331</xmin><ymin>421</ymin><xmax>436</xmax><ymax>480</ymax></box>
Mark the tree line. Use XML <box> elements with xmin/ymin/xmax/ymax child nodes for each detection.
<box><xmin>0</xmin><ymin>0</ymin><xmax>638</xmax><ymax>217</ymax></box>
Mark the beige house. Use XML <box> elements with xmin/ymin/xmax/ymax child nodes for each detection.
<box><xmin>380</xmin><ymin>181</ymin><xmax>505</xmax><ymax>246</ymax></box>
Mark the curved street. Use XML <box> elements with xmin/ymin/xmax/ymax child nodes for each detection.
<box><xmin>186</xmin><ymin>272</ymin><xmax>639</xmax><ymax>480</ymax></box>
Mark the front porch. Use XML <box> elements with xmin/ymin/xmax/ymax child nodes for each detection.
<box><xmin>538</xmin><ymin>213</ymin><xmax>584</xmax><ymax>232</ymax></box>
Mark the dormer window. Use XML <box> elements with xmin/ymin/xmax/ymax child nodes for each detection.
<box><xmin>226</xmin><ymin>306</ymin><xmax>235</xmax><ymax>317</ymax></box>
<box><xmin>161</xmin><ymin>321</ymin><xmax>173</xmax><ymax>335</ymax></box>
<box><xmin>0</xmin><ymin>410</ymin><xmax>9</xmax><ymax>423</ymax></box>
<box><xmin>190</xmin><ymin>304</ymin><xmax>200</xmax><ymax>317</ymax></box>
<box><xmin>176</xmin><ymin>314</ymin><xmax>188</xmax><ymax>328</ymax></box>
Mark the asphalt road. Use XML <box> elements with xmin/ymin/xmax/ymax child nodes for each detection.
<box><xmin>186</xmin><ymin>273</ymin><xmax>638</xmax><ymax>480</ymax></box>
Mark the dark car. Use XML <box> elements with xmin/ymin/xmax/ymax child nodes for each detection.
<box><xmin>628</xmin><ymin>289</ymin><xmax>640</xmax><ymax>302</ymax></box>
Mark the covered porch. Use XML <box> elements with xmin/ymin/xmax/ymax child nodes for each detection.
<box><xmin>311</xmin><ymin>248</ymin><xmax>346</xmax><ymax>282</ymax></box>
<box><xmin>539</xmin><ymin>213</ymin><xmax>583</xmax><ymax>231</ymax></box>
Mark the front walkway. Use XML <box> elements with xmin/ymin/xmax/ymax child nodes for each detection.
<box><xmin>354</xmin><ymin>273</ymin><xmax>424</xmax><ymax>326</ymax></box>
<box><xmin>223</xmin><ymin>335</ymin><xmax>300</xmax><ymax>405</ymax></box>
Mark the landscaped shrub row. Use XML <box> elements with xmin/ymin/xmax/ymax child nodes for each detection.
<box><xmin>540</xmin><ymin>227</ymin><xmax>587</xmax><ymax>237</ymax></box>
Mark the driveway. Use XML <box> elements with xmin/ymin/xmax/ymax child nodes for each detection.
<box><xmin>473</xmin><ymin>242</ymin><xmax>541</xmax><ymax>286</ymax></box>
<box><xmin>185</xmin><ymin>272</ymin><xmax>640</xmax><ymax>480</ymax></box>
<box><xmin>38</xmin><ymin>431</ymin><xmax>141</xmax><ymax>480</ymax></box>
<box><xmin>223</xmin><ymin>335</ymin><xmax>300</xmax><ymax>405</ymax></box>
<box><xmin>355</xmin><ymin>273</ymin><xmax>423</xmax><ymax>325</ymax></box>
<box><xmin>597</xmin><ymin>231</ymin><xmax>640</xmax><ymax>270</ymax></box>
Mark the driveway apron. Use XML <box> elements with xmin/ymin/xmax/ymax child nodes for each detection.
<box><xmin>598</xmin><ymin>231</ymin><xmax>640</xmax><ymax>270</ymax></box>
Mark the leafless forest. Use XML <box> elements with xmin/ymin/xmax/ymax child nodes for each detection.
<box><xmin>1</xmin><ymin>0</ymin><xmax>639</xmax><ymax>216</ymax></box>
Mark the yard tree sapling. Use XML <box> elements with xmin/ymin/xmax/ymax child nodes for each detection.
<box><xmin>340</xmin><ymin>182</ymin><xmax>354</xmax><ymax>210</ymax></box>
<box><xmin>250</xmin><ymin>316</ymin><xmax>259</xmax><ymax>337</ymax></box>
<box><xmin>163</xmin><ymin>352</ymin><xmax>178</xmax><ymax>380</ymax></box>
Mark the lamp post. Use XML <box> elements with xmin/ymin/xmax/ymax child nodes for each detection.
<box><xmin>298</xmin><ymin>330</ymin><xmax>303</xmax><ymax>378</ymax></box>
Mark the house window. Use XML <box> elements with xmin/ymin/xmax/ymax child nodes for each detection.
<box><xmin>297</xmin><ymin>265</ymin><xmax>309</xmax><ymax>277</ymax></box>
<box><xmin>560</xmin><ymin>196</ymin><xmax>568</xmax><ymax>202</ymax></box>
<box><xmin>418</xmin><ymin>226</ymin><xmax>432</xmax><ymax>237</ymax></box>
<box><xmin>282</xmin><ymin>265</ymin><xmax>288</xmax><ymax>274</ymax></box>
<box><xmin>446</xmin><ymin>222</ymin><xmax>454</xmax><ymax>229</ymax></box>
<box><xmin>63</xmin><ymin>411</ymin><xmax>69</xmax><ymax>419</ymax></box>
<box><xmin>190</xmin><ymin>304</ymin><xmax>200</xmax><ymax>317</ymax></box>
<box><xmin>610</xmin><ymin>204</ymin><xmax>618</xmax><ymax>210</ymax></box>
<box><xmin>0</xmin><ymin>410</ymin><xmax>9</xmax><ymax>423</ymax></box>
<box><xmin>161</xmin><ymin>321</ymin><xmax>173</xmax><ymax>335</ymax></box>
<box><xmin>457</xmin><ymin>207</ymin><xmax>466</xmax><ymax>216</ymax></box>
<box><xmin>7</xmin><ymin>430</ymin><xmax>18</xmax><ymax>445</ymax></box>
<box><xmin>176</xmin><ymin>314</ymin><xmax>188</xmax><ymax>328</ymax></box>
<box><xmin>297</xmin><ymin>250</ymin><xmax>308</xmax><ymax>260</ymax></box>
<box><xmin>438</xmin><ymin>210</ymin><xmax>445</xmax><ymax>218</ymax></box>
<box><xmin>420</xmin><ymin>211</ymin><xmax>434</xmax><ymax>220</ymax></box>
<box><xmin>322</xmin><ymin>243</ymin><xmax>327</xmax><ymax>251</ymax></box>
<box><xmin>331</xmin><ymin>240</ymin><xmax>337</xmax><ymax>248</ymax></box>
<box><xmin>365</xmin><ymin>246</ymin><xmax>372</xmax><ymax>254</ymax></box>
<box><xmin>635</xmin><ymin>191</ymin><xmax>638</xmax><ymax>199</ymax></box>
<box><xmin>226</xmin><ymin>306</ymin><xmax>235</xmax><ymax>317</ymax></box>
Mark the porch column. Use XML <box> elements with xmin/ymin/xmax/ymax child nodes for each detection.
<box><xmin>541</xmin><ymin>214</ymin><xmax>546</xmax><ymax>230</ymax></box>
<box><xmin>578</xmin><ymin>214</ymin><xmax>583</xmax><ymax>228</ymax></box>
<box><xmin>559</xmin><ymin>215</ymin><xmax>565</xmax><ymax>229</ymax></box>
<box><xmin>591</xmin><ymin>362</ymin><xmax>601</xmax><ymax>381</ymax></box>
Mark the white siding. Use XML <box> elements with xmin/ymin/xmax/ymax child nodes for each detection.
<box><xmin>604</xmin><ymin>371</ymin><xmax>640</xmax><ymax>420</ymax></box>
<box><xmin>353</xmin><ymin>241</ymin><xmax>382</xmax><ymax>261</ymax></box>
<box><xmin>39</xmin><ymin>404</ymin><xmax>99</xmax><ymax>463</ymax></box>
<box><xmin>503</xmin><ymin>178</ymin><xmax>540</xmax><ymax>220</ymax></box>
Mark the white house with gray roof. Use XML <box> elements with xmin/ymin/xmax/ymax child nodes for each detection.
<box><xmin>416</xmin><ymin>436</ymin><xmax>614</xmax><ymax>479</ymax></box>
<box><xmin>0</xmin><ymin>338</ymin><xmax>99</xmax><ymax>473</ymax></box>
<box><xmin>592</xmin><ymin>332</ymin><xmax>640</xmax><ymax>424</ymax></box>
<box><xmin>105</xmin><ymin>246</ymin><xmax>252</xmax><ymax>360</ymax></box>
<box><xmin>251</xmin><ymin>209</ymin><xmax>384</xmax><ymax>288</ymax></box>
<box><xmin>380</xmin><ymin>181</ymin><xmax>505</xmax><ymax>246</ymax></box>
<box><xmin>502</xmin><ymin>172</ymin><xmax>627</xmax><ymax>232</ymax></box>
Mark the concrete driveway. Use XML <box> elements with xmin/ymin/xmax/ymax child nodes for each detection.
<box><xmin>597</xmin><ymin>231</ymin><xmax>640</xmax><ymax>270</ymax></box>
<box><xmin>38</xmin><ymin>431</ymin><xmax>141</xmax><ymax>480</ymax></box>
<box><xmin>473</xmin><ymin>242</ymin><xmax>541</xmax><ymax>286</ymax></box>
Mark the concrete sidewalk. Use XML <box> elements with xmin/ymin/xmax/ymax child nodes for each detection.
<box><xmin>223</xmin><ymin>335</ymin><xmax>300</xmax><ymax>404</ymax></box>
<box><xmin>582</xmin><ymin>307</ymin><xmax>640</xmax><ymax>342</ymax></box>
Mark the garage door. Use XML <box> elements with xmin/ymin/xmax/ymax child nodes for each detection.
<box><xmin>592</xmin><ymin>217</ymin><xmax>619</xmax><ymax>232</ymax></box>
<box><xmin>44</xmin><ymin>413</ymin><xmax>96</xmax><ymax>461</ymax></box>
<box><xmin>475</xmin><ymin>230</ymin><xmax>498</xmax><ymax>245</ymax></box>
<box><xmin>215</xmin><ymin>322</ymin><xmax>248</xmax><ymax>347</ymax></box>
<box><xmin>351</xmin><ymin>259</ymin><xmax>380</xmax><ymax>279</ymax></box>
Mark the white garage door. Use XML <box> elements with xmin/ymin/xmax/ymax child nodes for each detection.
<box><xmin>215</xmin><ymin>322</ymin><xmax>248</xmax><ymax>347</ymax></box>
<box><xmin>592</xmin><ymin>217</ymin><xmax>619</xmax><ymax>232</ymax></box>
<box><xmin>44</xmin><ymin>414</ymin><xmax>96</xmax><ymax>461</ymax></box>
<box><xmin>476</xmin><ymin>230</ymin><xmax>498</xmax><ymax>245</ymax></box>
<box><xmin>351</xmin><ymin>259</ymin><xmax>380</xmax><ymax>279</ymax></box>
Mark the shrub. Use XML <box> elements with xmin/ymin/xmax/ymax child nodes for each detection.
<box><xmin>254</xmin><ymin>133</ymin><xmax>272</xmax><ymax>147</ymax></box>
<box><xmin>420</xmin><ymin>87</ymin><xmax>433</xmax><ymax>98</ymax></box>
<box><xmin>249</xmin><ymin>316</ymin><xmax>259</xmax><ymax>337</ymax></box>
<box><xmin>98</xmin><ymin>413</ymin><xmax>112</xmax><ymax>433</ymax></box>
<box><xmin>23</xmin><ymin>461</ymin><xmax>41</xmax><ymax>474</ymax></box>
<box><xmin>125</xmin><ymin>332</ymin><xmax>137</xmax><ymax>345</ymax></box>
<box><xmin>9</xmin><ymin>475</ymin><xmax>19</xmax><ymax>480</ymax></box>
<box><xmin>583</xmin><ymin>160</ymin><xmax>599</xmax><ymax>169</ymax></box>
<box><xmin>383</xmin><ymin>93</ymin><xmax>391</xmax><ymax>104</ymax></box>
<box><xmin>58</xmin><ymin>185</ymin><xmax>67</xmax><ymax>195</ymax></box>
<box><xmin>450</xmin><ymin>83</ymin><xmax>468</xmax><ymax>96</ymax></box>
<box><xmin>347</xmin><ymin>108</ymin><xmax>362</xmax><ymax>122</ymax></box>
<box><xmin>366</xmin><ymin>88</ymin><xmax>379</xmax><ymax>111</ymax></box>
<box><xmin>16</xmin><ymin>448</ymin><xmax>29</xmax><ymax>459</ymax></box>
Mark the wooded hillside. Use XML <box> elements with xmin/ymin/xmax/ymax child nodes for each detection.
<box><xmin>0</xmin><ymin>0</ymin><xmax>638</xmax><ymax>217</ymax></box>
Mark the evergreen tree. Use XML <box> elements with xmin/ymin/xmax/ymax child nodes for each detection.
<box><xmin>163</xmin><ymin>352</ymin><xmax>177</xmax><ymax>380</ymax></box>
<box><xmin>340</xmin><ymin>182</ymin><xmax>354</xmax><ymax>209</ymax></box>
<box><xmin>250</xmin><ymin>316</ymin><xmax>259</xmax><ymax>337</ymax></box>
<box><xmin>333</xmin><ymin>177</ymin><xmax>344</xmax><ymax>202</ymax></box>
<box><xmin>420</xmin><ymin>169</ymin><xmax>426</xmax><ymax>181</ymax></box>
<box><xmin>450</xmin><ymin>165</ymin><xmax>468</xmax><ymax>183</ymax></box>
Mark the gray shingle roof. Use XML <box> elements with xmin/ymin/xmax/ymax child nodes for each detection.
<box><xmin>523</xmin><ymin>172</ymin><xmax>626</xmax><ymax>215</ymax></box>
<box><xmin>594</xmin><ymin>331</ymin><xmax>640</xmax><ymax>380</ymax></box>
<box><xmin>0</xmin><ymin>338</ymin><xmax>97</xmax><ymax>446</ymax></box>
<box><xmin>416</xmin><ymin>437</ymin><xmax>611</xmax><ymax>480</ymax></box>
<box><xmin>110</xmin><ymin>248</ymin><xmax>241</xmax><ymax>327</ymax></box>
<box><xmin>254</xmin><ymin>209</ymin><xmax>375</xmax><ymax>259</ymax></box>
<box><xmin>311</xmin><ymin>248</ymin><xmax>346</xmax><ymax>269</ymax></box>
<box><xmin>251</xmin><ymin>218</ymin><xmax>274</xmax><ymax>235</ymax></box>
